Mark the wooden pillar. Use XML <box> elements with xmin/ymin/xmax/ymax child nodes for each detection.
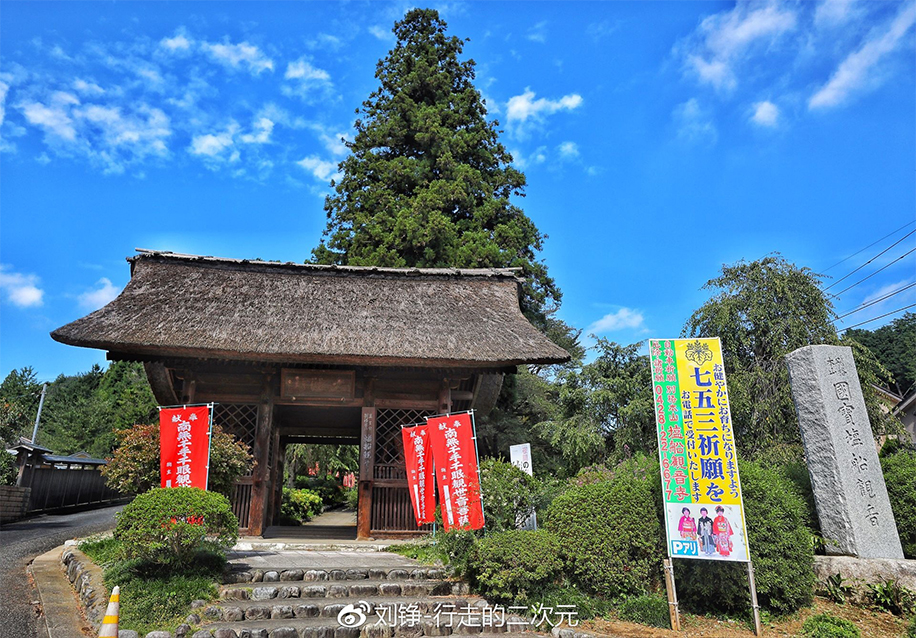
<box><xmin>249</xmin><ymin>374</ymin><xmax>274</xmax><ymax>536</ymax></box>
<box><xmin>358</xmin><ymin>379</ymin><xmax>376</xmax><ymax>540</ymax></box>
<box><xmin>267</xmin><ymin>430</ymin><xmax>281</xmax><ymax>526</ymax></box>
<box><xmin>438</xmin><ymin>378</ymin><xmax>451</xmax><ymax>414</ymax></box>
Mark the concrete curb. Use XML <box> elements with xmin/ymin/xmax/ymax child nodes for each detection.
<box><xmin>29</xmin><ymin>545</ymin><xmax>91</xmax><ymax>638</ymax></box>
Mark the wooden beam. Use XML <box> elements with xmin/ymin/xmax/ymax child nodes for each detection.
<box><xmin>248</xmin><ymin>374</ymin><xmax>274</xmax><ymax>536</ymax></box>
<box><xmin>143</xmin><ymin>362</ymin><xmax>179</xmax><ymax>406</ymax></box>
<box><xmin>438</xmin><ymin>378</ymin><xmax>451</xmax><ymax>414</ymax></box>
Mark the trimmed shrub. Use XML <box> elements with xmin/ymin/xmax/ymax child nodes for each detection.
<box><xmin>115</xmin><ymin>487</ymin><xmax>238</xmax><ymax>565</ymax></box>
<box><xmin>479</xmin><ymin>458</ymin><xmax>543</xmax><ymax>532</ymax></box>
<box><xmin>617</xmin><ymin>595</ymin><xmax>670</xmax><ymax>629</ymax></box>
<box><xmin>469</xmin><ymin>529</ymin><xmax>563</xmax><ymax>603</ymax></box>
<box><xmin>0</xmin><ymin>450</ymin><xmax>18</xmax><ymax>486</ymax></box>
<box><xmin>880</xmin><ymin>447</ymin><xmax>916</xmax><ymax>559</ymax></box>
<box><xmin>345</xmin><ymin>486</ymin><xmax>359</xmax><ymax>509</ymax></box>
<box><xmin>546</xmin><ymin>472</ymin><xmax>663</xmax><ymax>598</ymax></box>
<box><xmin>438</xmin><ymin>527</ymin><xmax>479</xmax><ymax>578</ymax></box>
<box><xmin>279</xmin><ymin>487</ymin><xmax>323</xmax><ymax>524</ymax></box>
<box><xmin>800</xmin><ymin>613</ymin><xmax>860</xmax><ymax>638</ymax></box>
<box><xmin>675</xmin><ymin>460</ymin><xmax>815</xmax><ymax>615</ymax></box>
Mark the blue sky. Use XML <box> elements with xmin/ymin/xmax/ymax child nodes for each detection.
<box><xmin>1</xmin><ymin>1</ymin><xmax>914</xmax><ymax>382</ymax></box>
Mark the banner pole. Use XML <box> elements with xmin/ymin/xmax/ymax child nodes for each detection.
<box><xmin>662</xmin><ymin>558</ymin><xmax>680</xmax><ymax>631</ymax></box>
<box><xmin>747</xmin><ymin>560</ymin><xmax>762</xmax><ymax>636</ymax></box>
<box><xmin>468</xmin><ymin>410</ymin><xmax>486</xmax><ymax>526</ymax></box>
<box><xmin>204</xmin><ymin>403</ymin><xmax>215</xmax><ymax>491</ymax></box>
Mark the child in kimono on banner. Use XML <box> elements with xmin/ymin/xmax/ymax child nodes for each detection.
<box><xmin>677</xmin><ymin>507</ymin><xmax>697</xmax><ymax>540</ymax></box>
<box><xmin>713</xmin><ymin>505</ymin><xmax>734</xmax><ymax>557</ymax></box>
<box><xmin>697</xmin><ymin>507</ymin><xmax>715</xmax><ymax>556</ymax></box>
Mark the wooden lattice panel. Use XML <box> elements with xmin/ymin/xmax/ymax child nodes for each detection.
<box><xmin>374</xmin><ymin>408</ymin><xmax>432</xmax><ymax>480</ymax></box>
<box><xmin>214</xmin><ymin>403</ymin><xmax>257</xmax><ymax>477</ymax></box>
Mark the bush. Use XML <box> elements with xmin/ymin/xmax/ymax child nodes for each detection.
<box><xmin>880</xmin><ymin>447</ymin><xmax>916</xmax><ymax>559</ymax></box>
<box><xmin>115</xmin><ymin>487</ymin><xmax>238</xmax><ymax>565</ymax></box>
<box><xmin>800</xmin><ymin>613</ymin><xmax>860</xmax><ymax>638</ymax></box>
<box><xmin>102</xmin><ymin>422</ymin><xmax>254</xmax><ymax>497</ymax></box>
<box><xmin>438</xmin><ymin>527</ymin><xmax>479</xmax><ymax>577</ymax></box>
<box><xmin>296</xmin><ymin>474</ymin><xmax>345</xmax><ymax>506</ymax></box>
<box><xmin>546</xmin><ymin>471</ymin><xmax>663</xmax><ymax>598</ymax></box>
<box><xmin>345</xmin><ymin>486</ymin><xmax>359</xmax><ymax>510</ymax></box>
<box><xmin>0</xmin><ymin>450</ymin><xmax>18</xmax><ymax>486</ymax></box>
<box><xmin>468</xmin><ymin>529</ymin><xmax>563</xmax><ymax>603</ymax></box>
<box><xmin>279</xmin><ymin>487</ymin><xmax>323</xmax><ymax>524</ymax></box>
<box><xmin>479</xmin><ymin>458</ymin><xmax>543</xmax><ymax>532</ymax></box>
<box><xmin>675</xmin><ymin>460</ymin><xmax>815</xmax><ymax>616</ymax></box>
<box><xmin>617</xmin><ymin>594</ymin><xmax>670</xmax><ymax>629</ymax></box>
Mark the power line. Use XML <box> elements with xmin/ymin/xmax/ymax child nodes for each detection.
<box><xmin>834</xmin><ymin>281</ymin><xmax>916</xmax><ymax>321</ymax></box>
<box><xmin>828</xmin><ymin>247</ymin><xmax>916</xmax><ymax>299</ymax></box>
<box><xmin>822</xmin><ymin>219</ymin><xmax>916</xmax><ymax>273</ymax></box>
<box><xmin>838</xmin><ymin>303</ymin><xmax>916</xmax><ymax>332</ymax></box>
<box><xmin>823</xmin><ymin>228</ymin><xmax>916</xmax><ymax>291</ymax></box>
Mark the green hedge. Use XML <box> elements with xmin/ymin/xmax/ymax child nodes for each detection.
<box><xmin>280</xmin><ymin>487</ymin><xmax>323</xmax><ymax>525</ymax></box>
<box><xmin>114</xmin><ymin>487</ymin><xmax>238</xmax><ymax>565</ymax></box>
<box><xmin>617</xmin><ymin>594</ymin><xmax>670</xmax><ymax>629</ymax></box>
<box><xmin>801</xmin><ymin>613</ymin><xmax>860</xmax><ymax>638</ymax></box>
<box><xmin>546</xmin><ymin>471</ymin><xmax>663</xmax><ymax>598</ymax></box>
<box><xmin>674</xmin><ymin>460</ymin><xmax>815</xmax><ymax>615</ymax></box>
<box><xmin>880</xmin><ymin>445</ymin><xmax>916</xmax><ymax>559</ymax></box>
<box><xmin>468</xmin><ymin>529</ymin><xmax>563</xmax><ymax>603</ymax></box>
<box><xmin>0</xmin><ymin>450</ymin><xmax>17</xmax><ymax>486</ymax></box>
<box><xmin>479</xmin><ymin>458</ymin><xmax>543</xmax><ymax>533</ymax></box>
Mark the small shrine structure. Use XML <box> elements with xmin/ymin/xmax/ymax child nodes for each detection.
<box><xmin>52</xmin><ymin>250</ymin><xmax>569</xmax><ymax>537</ymax></box>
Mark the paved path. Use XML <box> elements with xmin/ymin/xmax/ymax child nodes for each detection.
<box><xmin>0</xmin><ymin>505</ymin><xmax>122</xmax><ymax>638</ymax></box>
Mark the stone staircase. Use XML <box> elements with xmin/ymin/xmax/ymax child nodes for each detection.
<box><xmin>183</xmin><ymin>557</ymin><xmax>549</xmax><ymax>638</ymax></box>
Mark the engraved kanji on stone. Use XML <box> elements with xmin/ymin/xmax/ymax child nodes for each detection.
<box><xmin>834</xmin><ymin>382</ymin><xmax>850</xmax><ymax>401</ymax></box>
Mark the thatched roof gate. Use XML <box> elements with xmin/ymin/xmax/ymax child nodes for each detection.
<box><xmin>53</xmin><ymin>250</ymin><xmax>569</xmax><ymax>537</ymax></box>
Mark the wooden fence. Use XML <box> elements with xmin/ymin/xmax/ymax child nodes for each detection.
<box><xmin>24</xmin><ymin>465</ymin><xmax>122</xmax><ymax>512</ymax></box>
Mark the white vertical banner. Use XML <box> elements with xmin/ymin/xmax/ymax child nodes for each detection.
<box><xmin>510</xmin><ymin>443</ymin><xmax>537</xmax><ymax>530</ymax></box>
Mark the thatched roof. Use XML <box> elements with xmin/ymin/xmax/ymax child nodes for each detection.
<box><xmin>52</xmin><ymin>250</ymin><xmax>570</xmax><ymax>368</ymax></box>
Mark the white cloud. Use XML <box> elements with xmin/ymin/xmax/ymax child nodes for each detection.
<box><xmin>673</xmin><ymin>98</ymin><xmax>717</xmax><ymax>144</ymax></box>
<box><xmin>78</xmin><ymin>277</ymin><xmax>120</xmax><ymax>310</ymax></box>
<box><xmin>369</xmin><ymin>25</ymin><xmax>394</xmax><ymax>41</ymax></box>
<box><xmin>680</xmin><ymin>2</ymin><xmax>797</xmax><ymax>91</ymax></box>
<box><xmin>76</xmin><ymin>104</ymin><xmax>171</xmax><ymax>156</ymax></box>
<box><xmin>510</xmin><ymin>146</ymin><xmax>547</xmax><ymax>169</ymax></box>
<box><xmin>0</xmin><ymin>80</ymin><xmax>8</xmax><ymax>128</ymax></box>
<box><xmin>0</xmin><ymin>266</ymin><xmax>44</xmax><ymax>307</ymax></box>
<box><xmin>160</xmin><ymin>33</ymin><xmax>193</xmax><ymax>51</ymax></box>
<box><xmin>239</xmin><ymin>117</ymin><xmax>274</xmax><ymax>144</ymax></box>
<box><xmin>587</xmin><ymin>307</ymin><xmax>645</xmax><ymax>333</ymax></box>
<box><xmin>73</xmin><ymin>79</ymin><xmax>105</xmax><ymax>96</ymax></box>
<box><xmin>558</xmin><ymin>141</ymin><xmax>579</xmax><ymax>158</ymax></box>
<box><xmin>815</xmin><ymin>0</ymin><xmax>859</xmax><ymax>28</ymax></box>
<box><xmin>189</xmin><ymin>124</ymin><xmax>238</xmax><ymax>158</ymax></box>
<box><xmin>285</xmin><ymin>59</ymin><xmax>330</xmax><ymax>82</ymax></box>
<box><xmin>527</xmin><ymin>21</ymin><xmax>548</xmax><ymax>43</ymax></box>
<box><xmin>750</xmin><ymin>100</ymin><xmax>779</xmax><ymax>126</ymax></box>
<box><xmin>861</xmin><ymin>279</ymin><xmax>914</xmax><ymax>305</ymax></box>
<box><xmin>809</xmin><ymin>2</ymin><xmax>916</xmax><ymax>110</ymax></box>
<box><xmin>19</xmin><ymin>100</ymin><xmax>77</xmax><ymax>140</ymax></box>
<box><xmin>297</xmin><ymin>155</ymin><xmax>340</xmax><ymax>182</ymax></box>
<box><xmin>201</xmin><ymin>41</ymin><xmax>274</xmax><ymax>74</ymax></box>
<box><xmin>506</xmin><ymin>89</ymin><xmax>583</xmax><ymax>123</ymax></box>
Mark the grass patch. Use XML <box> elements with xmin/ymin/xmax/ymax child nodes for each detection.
<box><xmin>389</xmin><ymin>540</ymin><xmax>446</xmax><ymax>565</ymax></box>
<box><xmin>79</xmin><ymin>537</ymin><xmax>223</xmax><ymax>635</ymax></box>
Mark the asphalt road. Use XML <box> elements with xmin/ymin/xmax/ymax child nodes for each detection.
<box><xmin>0</xmin><ymin>505</ymin><xmax>123</xmax><ymax>638</ymax></box>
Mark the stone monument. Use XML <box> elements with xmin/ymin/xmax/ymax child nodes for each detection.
<box><xmin>786</xmin><ymin>344</ymin><xmax>904</xmax><ymax>559</ymax></box>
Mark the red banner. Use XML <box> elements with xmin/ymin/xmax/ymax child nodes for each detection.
<box><xmin>427</xmin><ymin>412</ymin><xmax>485</xmax><ymax>531</ymax></box>
<box><xmin>160</xmin><ymin>406</ymin><xmax>211</xmax><ymax>489</ymax></box>
<box><xmin>401</xmin><ymin>423</ymin><xmax>435</xmax><ymax>526</ymax></box>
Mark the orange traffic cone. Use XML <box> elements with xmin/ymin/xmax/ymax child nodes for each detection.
<box><xmin>98</xmin><ymin>585</ymin><xmax>119</xmax><ymax>637</ymax></box>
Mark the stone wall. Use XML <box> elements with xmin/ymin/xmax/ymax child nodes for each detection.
<box><xmin>0</xmin><ymin>485</ymin><xmax>31</xmax><ymax>523</ymax></box>
<box><xmin>60</xmin><ymin>546</ymin><xmax>109</xmax><ymax>633</ymax></box>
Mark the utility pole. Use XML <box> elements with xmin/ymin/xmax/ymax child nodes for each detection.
<box><xmin>30</xmin><ymin>383</ymin><xmax>47</xmax><ymax>445</ymax></box>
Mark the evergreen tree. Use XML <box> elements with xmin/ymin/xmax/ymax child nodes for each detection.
<box><xmin>847</xmin><ymin>312</ymin><xmax>916</xmax><ymax>396</ymax></box>
<box><xmin>312</xmin><ymin>8</ymin><xmax>560</xmax><ymax>325</ymax></box>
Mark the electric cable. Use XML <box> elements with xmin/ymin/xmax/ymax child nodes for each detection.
<box><xmin>837</xmin><ymin>303</ymin><xmax>916</xmax><ymax>332</ymax></box>
<box><xmin>828</xmin><ymin>247</ymin><xmax>916</xmax><ymax>299</ymax></box>
<box><xmin>834</xmin><ymin>281</ymin><xmax>916</xmax><ymax>321</ymax></box>
<box><xmin>822</xmin><ymin>219</ymin><xmax>915</xmax><ymax>273</ymax></box>
<box><xmin>823</xmin><ymin>228</ymin><xmax>916</xmax><ymax>291</ymax></box>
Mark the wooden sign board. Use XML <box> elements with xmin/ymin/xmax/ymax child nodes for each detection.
<box><xmin>281</xmin><ymin>369</ymin><xmax>356</xmax><ymax>400</ymax></box>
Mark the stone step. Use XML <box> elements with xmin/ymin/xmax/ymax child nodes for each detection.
<box><xmin>225</xmin><ymin>568</ymin><xmax>448</xmax><ymax>585</ymax></box>
<box><xmin>200</xmin><ymin>597</ymin><xmax>487</xmax><ymax>624</ymax></box>
<box><xmin>221</xmin><ymin>581</ymin><xmax>469</xmax><ymax>601</ymax></box>
<box><xmin>194</xmin><ymin>616</ymin><xmax>543</xmax><ymax>638</ymax></box>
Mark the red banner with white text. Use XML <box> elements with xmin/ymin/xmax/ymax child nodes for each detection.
<box><xmin>160</xmin><ymin>406</ymin><xmax>212</xmax><ymax>489</ymax></box>
<box><xmin>427</xmin><ymin>412</ymin><xmax>485</xmax><ymax>531</ymax></box>
<box><xmin>401</xmin><ymin>423</ymin><xmax>435</xmax><ymax>526</ymax></box>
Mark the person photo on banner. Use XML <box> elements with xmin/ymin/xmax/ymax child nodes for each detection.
<box><xmin>697</xmin><ymin>507</ymin><xmax>715</xmax><ymax>556</ymax></box>
<box><xmin>713</xmin><ymin>505</ymin><xmax>734</xmax><ymax>557</ymax></box>
<box><xmin>678</xmin><ymin>506</ymin><xmax>697</xmax><ymax>540</ymax></box>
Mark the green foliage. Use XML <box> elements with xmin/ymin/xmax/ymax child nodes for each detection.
<box><xmin>880</xmin><ymin>443</ymin><xmax>916</xmax><ymax>559</ymax></box>
<box><xmin>866</xmin><ymin>580</ymin><xmax>916</xmax><ymax>616</ymax></box>
<box><xmin>617</xmin><ymin>595</ymin><xmax>670</xmax><ymax>629</ymax></box>
<box><xmin>388</xmin><ymin>539</ymin><xmax>446</xmax><ymax>565</ymax></box>
<box><xmin>285</xmin><ymin>443</ymin><xmax>358</xmax><ymax>489</ymax></box>
<box><xmin>847</xmin><ymin>312</ymin><xmax>916</xmax><ymax>396</ymax></box>
<box><xmin>675</xmin><ymin>460</ymin><xmax>815</xmax><ymax>615</ymax></box>
<box><xmin>279</xmin><ymin>487</ymin><xmax>323</xmax><ymax>525</ymax></box>
<box><xmin>819</xmin><ymin>573</ymin><xmax>856</xmax><ymax>605</ymax></box>
<box><xmin>79</xmin><ymin>536</ymin><xmax>123</xmax><ymax>565</ymax></box>
<box><xmin>468</xmin><ymin>529</ymin><xmax>563</xmax><ymax>604</ymax></box>
<box><xmin>0</xmin><ymin>366</ymin><xmax>41</xmax><ymax>444</ymax></box>
<box><xmin>546</xmin><ymin>471</ymin><xmax>663</xmax><ymax>598</ymax></box>
<box><xmin>684</xmin><ymin>255</ymin><xmax>838</xmax><ymax>455</ymax></box>
<box><xmin>536</xmin><ymin>340</ymin><xmax>654</xmax><ymax>471</ymax></box>
<box><xmin>438</xmin><ymin>527</ymin><xmax>479</xmax><ymax>577</ymax></box>
<box><xmin>754</xmin><ymin>443</ymin><xmax>820</xmax><ymax>532</ymax></box>
<box><xmin>295</xmin><ymin>474</ymin><xmax>346</xmax><ymax>506</ymax></box>
<box><xmin>114</xmin><ymin>487</ymin><xmax>238</xmax><ymax>566</ymax></box>
<box><xmin>0</xmin><ymin>450</ymin><xmax>18</xmax><ymax>485</ymax></box>
<box><xmin>478</xmin><ymin>458</ymin><xmax>543</xmax><ymax>532</ymax></box>
<box><xmin>311</xmin><ymin>8</ymin><xmax>558</xmax><ymax>324</ymax></box>
<box><xmin>801</xmin><ymin>613</ymin><xmax>860</xmax><ymax>638</ymax></box>
<box><xmin>345</xmin><ymin>486</ymin><xmax>359</xmax><ymax>510</ymax></box>
<box><xmin>102</xmin><ymin>422</ymin><xmax>253</xmax><ymax>497</ymax></box>
<box><xmin>907</xmin><ymin>613</ymin><xmax>916</xmax><ymax>638</ymax></box>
